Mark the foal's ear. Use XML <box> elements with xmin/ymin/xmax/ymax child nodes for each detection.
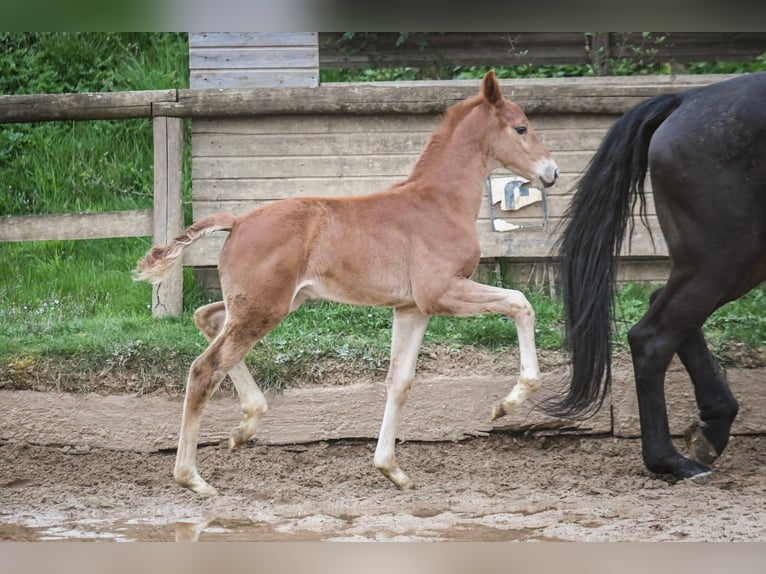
<box><xmin>481</xmin><ymin>70</ymin><xmax>503</xmax><ymax>107</ymax></box>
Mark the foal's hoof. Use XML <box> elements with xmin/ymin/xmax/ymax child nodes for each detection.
<box><xmin>229</xmin><ymin>433</ymin><xmax>248</xmax><ymax>451</ymax></box>
<box><xmin>378</xmin><ymin>467</ymin><xmax>415</xmax><ymax>491</ymax></box>
<box><xmin>175</xmin><ymin>471</ymin><xmax>220</xmax><ymax>496</ymax></box>
<box><xmin>491</xmin><ymin>400</ymin><xmax>512</xmax><ymax>420</ymax></box>
<box><xmin>685</xmin><ymin>422</ymin><xmax>720</xmax><ymax>466</ymax></box>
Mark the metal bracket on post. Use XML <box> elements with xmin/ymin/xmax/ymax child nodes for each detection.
<box><xmin>151</xmin><ymin>116</ymin><xmax>185</xmax><ymax>317</ymax></box>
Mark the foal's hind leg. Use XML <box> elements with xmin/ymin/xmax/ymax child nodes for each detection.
<box><xmin>194</xmin><ymin>302</ymin><xmax>269</xmax><ymax>449</ymax></box>
<box><xmin>175</xmin><ymin>312</ymin><xmax>281</xmax><ymax>495</ymax></box>
<box><xmin>374</xmin><ymin>305</ymin><xmax>430</xmax><ymax>490</ymax></box>
<box><xmin>429</xmin><ymin>278</ymin><xmax>542</xmax><ymax>420</ymax></box>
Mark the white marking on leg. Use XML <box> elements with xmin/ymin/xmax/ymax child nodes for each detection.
<box><xmin>427</xmin><ymin>280</ymin><xmax>542</xmax><ymax>421</ymax></box>
<box><xmin>374</xmin><ymin>307</ymin><xmax>430</xmax><ymax>490</ymax></box>
<box><xmin>174</xmin><ymin>391</ymin><xmax>219</xmax><ymax>496</ymax></box>
<box><xmin>228</xmin><ymin>361</ymin><xmax>268</xmax><ymax>449</ymax></box>
<box><xmin>494</xmin><ymin>290</ymin><xmax>541</xmax><ymax>419</ymax></box>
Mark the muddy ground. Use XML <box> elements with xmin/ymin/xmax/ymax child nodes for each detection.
<box><xmin>1</xmin><ymin>349</ymin><xmax>765</xmax><ymax>542</ymax></box>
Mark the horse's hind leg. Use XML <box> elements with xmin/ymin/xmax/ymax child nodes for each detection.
<box><xmin>194</xmin><ymin>302</ymin><xmax>269</xmax><ymax>449</ymax></box>
<box><xmin>679</xmin><ymin>328</ymin><xmax>738</xmax><ymax>465</ymax></box>
<box><xmin>627</xmin><ymin>280</ymin><xmax>723</xmax><ymax>481</ymax></box>
<box><xmin>642</xmin><ymin>289</ymin><xmax>738</xmax><ymax>467</ymax></box>
<box><xmin>374</xmin><ymin>305</ymin><xmax>430</xmax><ymax>490</ymax></box>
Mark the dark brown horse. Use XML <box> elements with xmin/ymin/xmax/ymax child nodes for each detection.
<box><xmin>135</xmin><ymin>71</ymin><xmax>558</xmax><ymax>494</ymax></box>
<box><xmin>552</xmin><ymin>72</ymin><xmax>766</xmax><ymax>480</ymax></box>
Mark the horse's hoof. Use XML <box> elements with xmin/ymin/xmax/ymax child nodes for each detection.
<box><xmin>646</xmin><ymin>453</ymin><xmax>711</xmax><ymax>484</ymax></box>
<box><xmin>685</xmin><ymin>422</ymin><xmax>720</xmax><ymax>466</ymax></box>
<box><xmin>491</xmin><ymin>401</ymin><xmax>507</xmax><ymax>420</ymax></box>
<box><xmin>685</xmin><ymin>470</ymin><xmax>713</xmax><ymax>485</ymax></box>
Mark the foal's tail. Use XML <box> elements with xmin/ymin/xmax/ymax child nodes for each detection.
<box><xmin>133</xmin><ymin>213</ymin><xmax>236</xmax><ymax>284</ymax></box>
<box><xmin>545</xmin><ymin>92</ymin><xmax>683</xmax><ymax>418</ymax></box>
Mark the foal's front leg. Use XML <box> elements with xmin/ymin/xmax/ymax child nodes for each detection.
<box><xmin>374</xmin><ymin>306</ymin><xmax>430</xmax><ymax>490</ymax></box>
<box><xmin>431</xmin><ymin>279</ymin><xmax>542</xmax><ymax>420</ymax></box>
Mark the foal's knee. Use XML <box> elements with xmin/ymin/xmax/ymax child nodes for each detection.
<box><xmin>511</xmin><ymin>292</ymin><xmax>535</xmax><ymax>318</ymax></box>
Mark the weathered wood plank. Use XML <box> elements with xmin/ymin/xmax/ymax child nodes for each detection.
<box><xmin>190</xmin><ymin>70</ymin><xmax>319</xmax><ymax>90</ymax></box>
<box><xmin>190</xmin><ymin>47</ymin><xmax>319</xmax><ymax>70</ymax></box>
<box><xmin>190</xmin><ymin>174</ymin><xmax>583</xmax><ymax>201</ymax></box>
<box><xmin>190</xmin><ymin>152</ymin><xmax>593</xmax><ymax>180</ymax></box>
<box><xmin>0</xmin><ymin>90</ymin><xmax>177</xmax><ymax>124</ymax></box>
<box><xmin>151</xmin><ymin>117</ymin><xmax>185</xmax><ymax>318</ymax></box>
<box><xmin>319</xmin><ymin>32</ymin><xmax>766</xmax><ymax>69</ymax></box>
<box><xmin>192</xmin><ymin>115</ymin><xmax>440</xmax><ymax>135</ymax></box>
<box><xmin>191</xmin><ymin>129</ymin><xmax>609</xmax><ymax>158</ymax></box>
<box><xmin>0</xmin><ymin>373</ymin><xmax>610</xmax><ymax>453</ymax></box>
<box><xmin>502</xmin><ymin>259</ymin><xmax>671</xmax><ymax>287</ymax></box>
<box><xmin>612</xmin><ymin>361</ymin><xmax>766</xmax><ymax>437</ymax></box>
<box><xmin>190</xmin><ymin>32</ymin><xmax>318</xmax><ymax>48</ymax></box>
<box><xmin>0</xmin><ymin>76</ymin><xmax>734</xmax><ymax>125</ymax></box>
<box><xmin>156</xmin><ymin>76</ymin><xmax>736</xmax><ymax>119</ymax></box>
<box><xmin>0</xmin><ymin>210</ymin><xmax>152</xmax><ymax>242</ymax></box>
<box><xmin>190</xmin><ymin>114</ymin><xmax>614</xmax><ymax>135</ymax></box>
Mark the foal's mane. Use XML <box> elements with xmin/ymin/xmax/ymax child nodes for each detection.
<box><xmin>408</xmin><ymin>94</ymin><xmax>486</xmax><ymax>180</ymax></box>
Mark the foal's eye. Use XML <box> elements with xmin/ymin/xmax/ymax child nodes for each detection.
<box><xmin>514</xmin><ymin>126</ymin><xmax>528</xmax><ymax>135</ymax></box>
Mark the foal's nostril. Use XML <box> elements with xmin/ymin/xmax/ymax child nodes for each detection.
<box><xmin>554</xmin><ymin>168</ymin><xmax>559</xmax><ymax>181</ymax></box>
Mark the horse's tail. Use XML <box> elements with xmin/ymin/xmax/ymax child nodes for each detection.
<box><xmin>133</xmin><ymin>213</ymin><xmax>236</xmax><ymax>284</ymax></box>
<box><xmin>545</xmin><ymin>92</ymin><xmax>683</xmax><ymax>418</ymax></box>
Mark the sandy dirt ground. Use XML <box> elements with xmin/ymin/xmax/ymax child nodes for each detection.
<box><xmin>1</xmin><ymin>348</ymin><xmax>766</xmax><ymax>542</ymax></box>
<box><xmin>1</xmin><ymin>428</ymin><xmax>765</xmax><ymax>541</ymax></box>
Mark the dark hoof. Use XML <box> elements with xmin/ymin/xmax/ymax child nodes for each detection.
<box><xmin>646</xmin><ymin>453</ymin><xmax>711</xmax><ymax>483</ymax></box>
<box><xmin>685</xmin><ymin>470</ymin><xmax>713</xmax><ymax>485</ymax></box>
<box><xmin>685</xmin><ymin>422</ymin><xmax>720</xmax><ymax>466</ymax></box>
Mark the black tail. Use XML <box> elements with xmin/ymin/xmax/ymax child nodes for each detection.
<box><xmin>545</xmin><ymin>92</ymin><xmax>683</xmax><ymax>418</ymax></box>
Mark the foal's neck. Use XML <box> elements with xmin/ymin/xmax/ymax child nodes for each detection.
<box><xmin>408</xmin><ymin>105</ymin><xmax>491</xmax><ymax>219</ymax></box>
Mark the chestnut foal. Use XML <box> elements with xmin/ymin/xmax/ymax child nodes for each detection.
<box><xmin>135</xmin><ymin>71</ymin><xmax>558</xmax><ymax>494</ymax></box>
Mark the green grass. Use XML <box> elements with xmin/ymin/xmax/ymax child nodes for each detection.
<box><xmin>2</xmin><ymin>33</ymin><xmax>766</xmax><ymax>394</ymax></box>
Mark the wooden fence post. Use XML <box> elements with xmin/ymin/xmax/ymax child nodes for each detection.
<box><xmin>152</xmin><ymin>116</ymin><xmax>185</xmax><ymax>317</ymax></box>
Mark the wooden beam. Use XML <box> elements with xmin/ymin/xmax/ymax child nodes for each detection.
<box><xmin>154</xmin><ymin>75</ymin><xmax>738</xmax><ymax>119</ymax></box>
<box><xmin>0</xmin><ymin>90</ymin><xmax>177</xmax><ymax>124</ymax></box>
<box><xmin>0</xmin><ymin>210</ymin><xmax>152</xmax><ymax>242</ymax></box>
<box><xmin>0</xmin><ymin>372</ymin><xmax>611</xmax><ymax>453</ymax></box>
<box><xmin>0</xmin><ymin>76</ymin><xmax>737</xmax><ymax>125</ymax></box>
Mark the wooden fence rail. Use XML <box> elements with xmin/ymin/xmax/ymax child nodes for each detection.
<box><xmin>318</xmin><ymin>32</ymin><xmax>766</xmax><ymax>71</ymax></box>
<box><xmin>0</xmin><ymin>74</ymin><xmax>738</xmax><ymax>316</ymax></box>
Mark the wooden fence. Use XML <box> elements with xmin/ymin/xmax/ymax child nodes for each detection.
<box><xmin>0</xmin><ymin>73</ymin><xmax>739</xmax><ymax>316</ymax></box>
<box><xmin>0</xmin><ymin>90</ymin><xmax>185</xmax><ymax>317</ymax></box>
<box><xmin>319</xmin><ymin>32</ymin><xmax>766</xmax><ymax>72</ymax></box>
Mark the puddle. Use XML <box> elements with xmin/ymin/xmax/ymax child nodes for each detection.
<box><xmin>0</xmin><ymin>516</ymin><xmax>327</xmax><ymax>542</ymax></box>
<box><xmin>0</xmin><ymin>513</ymin><xmax>568</xmax><ymax>542</ymax></box>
